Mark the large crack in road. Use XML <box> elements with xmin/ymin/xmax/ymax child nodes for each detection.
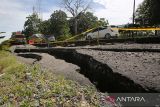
<box><xmin>49</xmin><ymin>49</ymin><xmax>159</xmax><ymax>93</ymax></box>
<box><xmin>14</xmin><ymin>45</ymin><xmax>160</xmax><ymax>93</ymax></box>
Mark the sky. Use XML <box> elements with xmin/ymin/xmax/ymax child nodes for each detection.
<box><xmin>0</xmin><ymin>0</ymin><xmax>144</xmax><ymax>42</ymax></box>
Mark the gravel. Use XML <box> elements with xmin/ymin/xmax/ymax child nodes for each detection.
<box><xmin>88</xmin><ymin>43</ymin><xmax>160</xmax><ymax>50</ymax></box>
<box><xmin>77</xmin><ymin>49</ymin><xmax>160</xmax><ymax>91</ymax></box>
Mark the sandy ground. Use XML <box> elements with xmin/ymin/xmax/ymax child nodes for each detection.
<box><xmin>77</xmin><ymin>49</ymin><xmax>160</xmax><ymax>91</ymax></box>
<box><xmin>16</xmin><ymin>53</ymin><xmax>93</xmax><ymax>86</ymax></box>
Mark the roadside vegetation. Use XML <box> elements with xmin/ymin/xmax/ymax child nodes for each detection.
<box><xmin>9</xmin><ymin>0</ymin><xmax>160</xmax><ymax>44</ymax></box>
<box><xmin>0</xmin><ymin>40</ymin><xmax>11</xmax><ymax>51</ymax></box>
<box><xmin>0</xmin><ymin>44</ymin><xmax>101</xmax><ymax>106</ymax></box>
<box><xmin>22</xmin><ymin>0</ymin><xmax>108</xmax><ymax>41</ymax></box>
<box><xmin>23</xmin><ymin>10</ymin><xmax>108</xmax><ymax>41</ymax></box>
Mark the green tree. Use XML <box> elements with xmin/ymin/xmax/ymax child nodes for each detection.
<box><xmin>23</xmin><ymin>13</ymin><xmax>41</xmax><ymax>38</ymax></box>
<box><xmin>39</xmin><ymin>20</ymin><xmax>51</xmax><ymax>35</ymax></box>
<box><xmin>77</xmin><ymin>12</ymin><xmax>98</xmax><ymax>33</ymax></box>
<box><xmin>50</xmin><ymin>10</ymin><xmax>70</xmax><ymax>39</ymax></box>
<box><xmin>69</xmin><ymin>12</ymin><xmax>108</xmax><ymax>34</ymax></box>
<box><xmin>99</xmin><ymin>18</ymin><xmax>109</xmax><ymax>26</ymax></box>
<box><xmin>136</xmin><ymin>0</ymin><xmax>160</xmax><ymax>26</ymax></box>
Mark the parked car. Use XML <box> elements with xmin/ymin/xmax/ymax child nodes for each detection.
<box><xmin>86</xmin><ymin>26</ymin><xmax>119</xmax><ymax>40</ymax></box>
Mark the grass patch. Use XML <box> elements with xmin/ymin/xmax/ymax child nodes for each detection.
<box><xmin>0</xmin><ymin>51</ymin><xmax>102</xmax><ymax>107</ymax></box>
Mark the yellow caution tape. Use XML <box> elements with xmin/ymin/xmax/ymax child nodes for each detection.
<box><xmin>50</xmin><ymin>27</ymin><xmax>96</xmax><ymax>44</ymax></box>
<box><xmin>112</xmin><ymin>28</ymin><xmax>160</xmax><ymax>31</ymax></box>
<box><xmin>50</xmin><ymin>27</ymin><xmax>160</xmax><ymax>44</ymax></box>
<box><xmin>64</xmin><ymin>27</ymin><xmax>96</xmax><ymax>41</ymax></box>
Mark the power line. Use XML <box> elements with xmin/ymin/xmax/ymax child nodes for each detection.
<box><xmin>37</xmin><ymin>0</ymin><xmax>43</xmax><ymax>20</ymax></box>
<box><xmin>33</xmin><ymin>0</ymin><xmax>43</xmax><ymax>20</ymax></box>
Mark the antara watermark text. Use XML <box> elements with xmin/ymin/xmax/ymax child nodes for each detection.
<box><xmin>116</xmin><ymin>96</ymin><xmax>146</xmax><ymax>102</ymax></box>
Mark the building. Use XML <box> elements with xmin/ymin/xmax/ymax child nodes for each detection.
<box><xmin>29</xmin><ymin>34</ymin><xmax>45</xmax><ymax>44</ymax></box>
<box><xmin>11</xmin><ymin>32</ymin><xmax>26</xmax><ymax>44</ymax></box>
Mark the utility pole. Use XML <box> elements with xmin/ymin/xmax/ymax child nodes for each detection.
<box><xmin>133</xmin><ymin>0</ymin><xmax>136</xmax><ymax>25</ymax></box>
<box><xmin>131</xmin><ymin>0</ymin><xmax>136</xmax><ymax>38</ymax></box>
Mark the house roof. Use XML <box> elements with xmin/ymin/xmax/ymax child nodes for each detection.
<box><xmin>31</xmin><ymin>34</ymin><xmax>44</xmax><ymax>38</ymax></box>
<box><xmin>12</xmin><ymin>34</ymin><xmax>25</xmax><ymax>38</ymax></box>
